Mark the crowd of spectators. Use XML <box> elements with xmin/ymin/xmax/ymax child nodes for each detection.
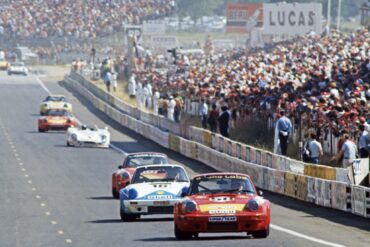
<box><xmin>0</xmin><ymin>0</ymin><xmax>175</xmax><ymax>43</ymax></box>
<box><xmin>132</xmin><ymin>29</ymin><xmax>370</xmax><ymax>152</ymax></box>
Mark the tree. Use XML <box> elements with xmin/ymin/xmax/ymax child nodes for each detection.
<box><xmin>176</xmin><ymin>0</ymin><xmax>223</xmax><ymax>22</ymax></box>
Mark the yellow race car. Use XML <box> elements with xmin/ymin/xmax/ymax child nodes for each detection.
<box><xmin>40</xmin><ymin>95</ymin><xmax>72</xmax><ymax>115</ymax></box>
<box><xmin>0</xmin><ymin>59</ymin><xmax>9</xmax><ymax>70</ymax></box>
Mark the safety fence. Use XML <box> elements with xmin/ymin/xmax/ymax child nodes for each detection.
<box><xmin>68</xmin><ymin>72</ymin><xmax>352</xmax><ymax>183</ymax></box>
<box><xmin>64</xmin><ymin>73</ymin><xmax>370</xmax><ymax>218</ymax></box>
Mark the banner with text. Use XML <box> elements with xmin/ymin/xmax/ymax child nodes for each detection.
<box><xmin>263</xmin><ymin>3</ymin><xmax>322</xmax><ymax>36</ymax></box>
<box><xmin>226</xmin><ymin>3</ymin><xmax>263</xmax><ymax>33</ymax></box>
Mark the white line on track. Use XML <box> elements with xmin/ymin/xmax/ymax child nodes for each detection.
<box><xmin>271</xmin><ymin>224</ymin><xmax>346</xmax><ymax>247</ymax></box>
<box><xmin>109</xmin><ymin>143</ymin><xmax>127</xmax><ymax>155</ymax></box>
<box><xmin>36</xmin><ymin>77</ymin><xmax>52</xmax><ymax>95</ymax></box>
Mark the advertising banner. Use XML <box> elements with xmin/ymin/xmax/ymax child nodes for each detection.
<box><xmin>226</xmin><ymin>3</ymin><xmax>263</xmax><ymax>33</ymax></box>
<box><xmin>263</xmin><ymin>3</ymin><xmax>322</xmax><ymax>35</ymax></box>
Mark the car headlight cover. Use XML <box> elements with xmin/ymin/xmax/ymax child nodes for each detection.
<box><xmin>71</xmin><ymin>134</ymin><xmax>77</xmax><ymax>141</ymax></box>
<box><xmin>128</xmin><ymin>189</ymin><xmax>138</xmax><ymax>199</ymax></box>
<box><xmin>121</xmin><ymin>172</ymin><xmax>130</xmax><ymax>180</ymax></box>
<box><xmin>247</xmin><ymin>199</ymin><xmax>259</xmax><ymax>211</ymax></box>
<box><xmin>183</xmin><ymin>200</ymin><xmax>197</xmax><ymax>213</ymax></box>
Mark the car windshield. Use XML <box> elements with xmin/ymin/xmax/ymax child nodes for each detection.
<box><xmin>80</xmin><ymin>125</ymin><xmax>97</xmax><ymax>131</ymax></box>
<box><xmin>131</xmin><ymin>166</ymin><xmax>188</xmax><ymax>184</ymax></box>
<box><xmin>11</xmin><ymin>62</ymin><xmax>24</xmax><ymax>66</ymax></box>
<box><xmin>45</xmin><ymin>109</ymin><xmax>70</xmax><ymax>116</ymax></box>
<box><xmin>189</xmin><ymin>174</ymin><xmax>255</xmax><ymax>195</ymax></box>
<box><xmin>124</xmin><ymin>154</ymin><xmax>168</xmax><ymax>167</ymax></box>
<box><xmin>45</xmin><ymin>96</ymin><xmax>66</xmax><ymax>102</ymax></box>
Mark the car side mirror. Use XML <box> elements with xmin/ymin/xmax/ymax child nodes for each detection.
<box><xmin>180</xmin><ymin>192</ymin><xmax>188</xmax><ymax>197</ymax></box>
<box><xmin>118</xmin><ymin>165</ymin><xmax>123</xmax><ymax>169</ymax></box>
<box><xmin>258</xmin><ymin>190</ymin><xmax>263</xmax><ymax>196</ymax></box>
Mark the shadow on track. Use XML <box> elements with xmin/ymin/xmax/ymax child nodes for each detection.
<box><xmin>87</xmin><ymin>196</ymin><xmax>115</xmax><ymax>200</ymax></box>
<box><xmin>87</xmin><ymin>217</ymin><xmax>173</xmax><ymax>224</ymax></box>
<box><xmin>136</xmin><ymin>235</ymin><xmax>250</xmax><ymax>242</ymax></box>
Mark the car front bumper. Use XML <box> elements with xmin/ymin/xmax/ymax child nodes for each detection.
<box><xmin>175</xmin><ymin>214</ymin><xmax>269</xmax><ymax>233</ymax></box>
<box><xmin>123</xmin><ymin>199</ymin><xmax>181</xmax><ymax>215</ymax></box>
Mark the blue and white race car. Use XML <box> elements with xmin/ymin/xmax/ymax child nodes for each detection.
<box><xmin>119</xmin><ymin>164</ymin><xmax>190</xmax><ymax>221</ymax></box>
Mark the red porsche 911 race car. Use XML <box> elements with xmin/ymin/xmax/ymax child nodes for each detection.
<box><xmin>38</xmin><ymin>109</ymin><xmax>77</xmax><ymax>132</ymax></box>
<box><xmin>174</xmin><ymin>173</ymin><xmax>270</xmax><ymax>240</ymax></box>
<box><xmin>111</xmin><ymin>152</ymin><xmax>169</xmax><ymax>198</ymax></box>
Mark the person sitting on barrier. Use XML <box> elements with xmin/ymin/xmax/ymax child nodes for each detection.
<box><xmin>307</xmin><ymin>133</ymin><xmax>323</xmax><ymax>164</ymax></box>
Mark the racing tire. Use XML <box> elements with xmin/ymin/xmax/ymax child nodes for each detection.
<box><xmin>38</xmin><ymin>128</ymin><xmax>45</xmax><ymax>132</ymax></box>
<box><xmin>174</xmin><ymin>224</ymin><xmax>193</xmax><ymax>240</ymax></box>
<box><xmin>120</xmin><ymin>210</ymin><xmax>137</xmax><ymax>222</ymax></box>
<box><xmin>250</xmin><ymin>225</ymin><xmax>269</xmax><ymax>239</ymax></box>
<box><xmin>66</xmin><ymin>141</ymin><xmax>71</xmax><ymax>147</ymax></box>
<box><xmin>112</xmin><ymin>188</ymin><xmax>119</xmax><ymax>199</ymax></box>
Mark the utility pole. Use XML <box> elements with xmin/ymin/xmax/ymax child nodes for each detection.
<box><xmin>337</xmin><ymin>0</ymin><xmax>342</xmax><ymax>31</ymax></box>
<box><xmin>327</xmin><ymin>0</ymin><xmax>331</xmax><ymax>34</ymax></box>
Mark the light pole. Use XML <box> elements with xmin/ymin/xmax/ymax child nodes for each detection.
<box><xmin>337</xmin><ymin>0</ymin><xmax>342</xmax><ymax>31</ymax></box>
<box><xmin>327</xmin><ymin>0</ymin><xmax>331</xmax><ymax>34</ymax></box>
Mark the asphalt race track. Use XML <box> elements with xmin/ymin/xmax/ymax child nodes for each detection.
<box><xmin>0</xmin><ymin>71</ymin><xmax>369</xmax><ymax>247</ymax></box>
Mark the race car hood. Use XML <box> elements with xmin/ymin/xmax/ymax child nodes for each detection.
<box><xmin>187</xmin><ymin>194</ymin><xmax>264</xmax><ymax>213</ymax></box>
<box><xmin>121</xmin><ymin>181</ymin><xmax>190</xmax><ymax>200</ymax></box>
<box><xmin>43</xmin><ymin>102</ymin><xmax>69</xmax><ymax>109</ymax></box>
<box><xmin>74</xmin><ymin>130</ymin><xmax>106</xmax><ymax>143</ymax></box>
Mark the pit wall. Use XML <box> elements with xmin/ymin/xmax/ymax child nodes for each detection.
<box><xmin>64</xmin><ymin>73</ymin><xmax>370</xmax><ymax>218</ymax></box>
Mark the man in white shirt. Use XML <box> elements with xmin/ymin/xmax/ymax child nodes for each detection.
<box><xmin>358</xmin><ymin>125</ymin><xmax>369</xmax><ymax>158</ymax></box>
<box><xmin>333</xmin><ymin>134</ymin><xmax>357</xmax><ymax>168</ymax></box>
<box><xmin>199</xmin><ymin>99</ymin><xmax>208</xmax><ymax>129</ymax></box>
<box><xmin>307</xmin><ymin>133</ymin><xmax>323</xmax><ymax>164</ymax></box>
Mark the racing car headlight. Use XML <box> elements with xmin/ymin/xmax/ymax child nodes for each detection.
<box><xmin>71</xmin><ymin>134</ymin><xmax>77</xmax><ymax>141</ymax></box>
<box><xmin>121</xmin><ymin>172</ymin><xmax>130</xmax><ymax>180</ymax></box>
<box><xmin>246</xmin><ymin>199</ymin><xmax>259</xmax><ymax>212</ymax></box>
<box><xmin>63</xmin><ymin>104</ymin><xmax>68</xmax><ymax>108</ymax></box>
<box><xmin>182</xmin><ymin>200</ymin><xmax>197</xmax><ymax>214</ymax></box>
<box><xmin>128</xmin><ymin>189</ymin><xmax>138</xmax><ymax>199</ymax></box>
<box><xmin>43</xmin><ymin>103</ymin><xmax>48</xmax><ymax>107</ymax></box>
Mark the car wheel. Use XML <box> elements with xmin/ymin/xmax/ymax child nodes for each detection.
<box><xmin>120</xmin><ymin>210</ymin><xmax>137</xmax><ymax>222</ymax></box>
<box><xmin>174</xmin><ymin>224</ymin><xmax>193</xmax><ymax>240</ymax></box>
<box><xmin>38</xmin><ymin>128</ymin><xmax>45</xmax><ymax>132</ymax></box>
<box><xmin>112</xmin><ymin>188</ymin><xmax>119</xmax><ymax>199</ymax></box>
<box><xmin>250</xmin><ymin>225</ymin><xmax>269</xmax><ymax>239</ymax></box>
<box><xmin>66</xmin><ymin>141</ymin><xmax>71</xmax><ymax>147</ymax></box>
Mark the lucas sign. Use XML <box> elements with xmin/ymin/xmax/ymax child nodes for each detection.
<box><xmin>263</xmin><ymin>3</ymin><xmax>322</xmax><ymax>35</ymax></box>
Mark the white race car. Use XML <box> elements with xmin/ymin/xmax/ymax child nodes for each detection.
<box><xmin>8</xmin><ymin>62</ymin><xmax>28</xmax><ymax>75</ymax></box>
<box><xmin>119</xmin><ymin>164</ymin><xmax>190</xmax><ymax>221</ymax></box>
<box><xmin>66</xmin><ymin>125</ymin><xmax>110</xmax><ymax>148</ymax></box>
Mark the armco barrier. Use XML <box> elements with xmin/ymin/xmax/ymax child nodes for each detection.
<box><xmin>352</xmin><ymin>186</ymin><xmax>366</xmax><ymax>217</ymax></box>
<box><xmin>331</xmin><ymin>181</ymin><xmax>351</xmax><ymax>212</ymax></box>
<box><xmin>304</xmin><ymin>164</ymin><xmax>336</xmax><ymax>181</ymax></box>
<box><xmin>203</xmin><ymin>130</ymin><xmax>212</xmax><ymax>148</ymax></box>
<box><xmin>64</xmin><ymin>74</ymin><xmax>370</xmax><ymax>218</ymax></box>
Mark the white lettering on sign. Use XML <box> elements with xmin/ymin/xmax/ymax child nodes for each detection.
<box><xmin>263</xmin><ymin>3</ymin><xmax>322</xmax><ymax>35</ymax></box>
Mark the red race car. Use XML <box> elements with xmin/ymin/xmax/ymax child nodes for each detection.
<box><xmin>174</xmin><ymin>173</ymin><xmax>270</xmax><ymax>240</ymax></box>
<box><xmin>111</xmin><ymin>152</ymin><xmax>169</xmax><ymax>198</ymax></box>
<box><xmin>38</xmin><ymin>109</ymin><xmax>77</xmax><ymax>132</ymax></box>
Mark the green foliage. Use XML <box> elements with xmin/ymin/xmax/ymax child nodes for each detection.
<box><xmin>176</xmin><ymin>0</ymin><xmax>223</xmax><ymax>21</ymax></box>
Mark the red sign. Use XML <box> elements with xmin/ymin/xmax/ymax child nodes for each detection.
<box><xmin>226</xmin><ymin>3</ymin><xmax>263</xmax><ymax>33</ymax></box>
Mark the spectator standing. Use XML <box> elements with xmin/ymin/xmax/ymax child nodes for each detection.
<box><xmin>307</xmin><ymin>133</ymin><xmax>323</xmax><ymax>164</ymax></box>
<box><xmin>333</xmin><ymin>134</ymin><xmax>357</xmax><ymax>168</ymax></box>
<box><xmin>276</xmin><ymin>110</ymin><xmax>292</xmax><ymax>155</ymax></box>
<box><xmin>153</xmin><ymin>90</ymin><xmax>160</xmax><ymax>115</ymax></box>
<box><xmin>128</xmin><ymin>75</ymin><xmax>136</xmax><ymax>96</ymax></box>
<box><xmin>358</xmin><ymin>125</ymin><xmax>370</xmax><ymax>158</ymax></box>
<box><xmin>208</xmin><ymin>103</ymin><xmax>219</xmax><ymax>132</ymax></box>
<box><xmin>168</xmin><ymin>96</ymin><xmax>176</xmax><ymax>121</ymax></box>
<box><xmin>199</xmin><ymin>99</ymin><xmax>208</xmax><ymax>129</ymax></box>
<box><xmin>111</xmin><ymin>71</ymin><xmax>117</xmax><ymax>92</ymax></box>
<box><xmin>218</xmin><ymin>106</ymin><xmax>230</xmax><ymax>137</ymax></box>
<box><xmin>174</xmin><ymin>94</ymin><xmax>183</xmax><ymax>123</ymax></box>
<box><xmin>104</xmin><ymin>70</ymin><xmax>112</xmax><ymax>92</ymax></box>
